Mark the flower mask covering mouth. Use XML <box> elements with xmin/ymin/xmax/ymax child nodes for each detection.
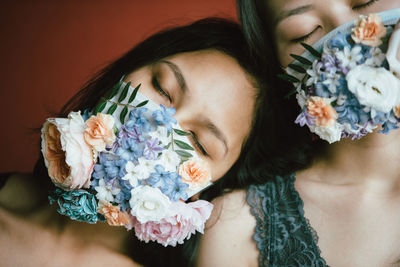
<box><xmin>41</xmin><ymin>80</ymin><xmax>213</xmax><ymax>247</ymax></box>
<box><xmin>281</xmin><ymin>9</ymin><xmax>400</xmax><ymax>143</ymax></box>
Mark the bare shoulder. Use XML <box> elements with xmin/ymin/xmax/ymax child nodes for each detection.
<box><xmin>196</xmin><ymin>190</ymin><xmax>258</xmax><ymax>267</ymax></box>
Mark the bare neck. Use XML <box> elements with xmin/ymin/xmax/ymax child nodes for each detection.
<box><xmin>299</xmin><ymin>130</ymin><xmax>400</xmax><ymax>192</ymax></box>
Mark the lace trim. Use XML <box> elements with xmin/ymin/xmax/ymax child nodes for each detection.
<box><xmin>247</xmin><ymin>175</ymin><xmax>328</xmax><ymax>267</ymax></box>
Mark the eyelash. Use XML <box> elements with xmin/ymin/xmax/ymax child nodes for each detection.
<box><xmin>291</xmin><ymin>26</ymin><xmax>321</xmax><ymax>43</ymax></box>
<box><xmin>352</xmin><ymin>0</ymin><xmax>379</xmax><ymax>10</ymax></box>
<box><xmin>151</xmin><ymin>75</ymin><xmax>172</xmax><ymax>102</ymax></box>
<box><xmin>189</xmin><ymin>131</ymin><xmax>209</xmax><ymax>157</ymax></box>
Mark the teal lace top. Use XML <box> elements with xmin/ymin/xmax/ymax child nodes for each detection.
<box><xmin>247</xmin><ymin>174</ymin><xmax>328</xmax><ymax>267</ymax></box>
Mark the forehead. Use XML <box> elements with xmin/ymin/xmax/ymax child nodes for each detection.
<box><xmin>166</xmin><ymin>50</ymin><xmax>257</xmax><ymax>146</ymax></box>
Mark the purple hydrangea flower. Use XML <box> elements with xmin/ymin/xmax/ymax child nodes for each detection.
<box><xmin>295</xmin><ymin>110</ymin><xmax>315</xmax><ymax>127</ymax></box>
<box><xmin>143</xmin><ymin>138</ymin><xmax>163</xmax><ymax>160</ymax></box>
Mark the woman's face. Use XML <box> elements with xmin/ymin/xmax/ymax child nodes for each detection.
<box><xmin>125</xmin><ymin>50</ymin><xmax>256</xmax><ymax>181</ymax></box>
<box><xmin>267</xmin><ymin>0</ymin><xmax>399</xmax><ymax>66</ymax></box>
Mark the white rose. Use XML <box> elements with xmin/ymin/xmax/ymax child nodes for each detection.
<box><xmin>346</xmin><ymin>65</ymin><xmax>400</xmax><ymax>113</ymax></box>
<box><xmin>386</xmin><ymin>24</ymin><xmax>400</xmax><ymax>76</ymax></box>
<box><xmin>130</xmin><ymin>185</ymin><xmax>170</xmax><ymax>223</ymax></box>
<box><xmin>309</xmin><ymin>123</ymin><xmax>343</xmax><ymax>144</ymax></box>
<box><xmin>156</xmin><ymin>150</ymin><xmax>181</xmax><ymax>172</ymax></box>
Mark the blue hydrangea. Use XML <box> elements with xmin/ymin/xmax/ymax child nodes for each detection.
<box><xmin>92</xmin><ymin>153</ymin><xmax>127</xmax><ymax>185</ymax></box>
<box><xmin>118</xmin><ymin>125</ymin><xmax>145</xmax><ymax>144</ymax></box>
<box><xmin>126</xmin><ymin>107</ymin><xmax>151</xmax><ymax>132</ymax></box>
<box><xmin>380</xmin><ymin>119</ymin><xmax>400</xmax><ymax>134</ymax></box>
<box><xmin>113</xmin><ymin>179</ymin><xmax>133</xmax><ymax>212</ymax></box>
<box><xmin>335</xmin><ymin>96</ymin><xmax>369</xmax><ymax>129</ymax></box>
<box><xmin>49</xmin><ymin>188</ymin><xmax>104</xmax><ymax>224</ymax></box>
<box><xmin>329</xmin><ymin>32</ymin><xmax>351</xmax><ymax>50</ymax></box>
<box><xmin>152</xmin><ymin>105</ymin><xmax>177</xmax><ymax>131</ymax></box>
<box><xmin>116</xmin><ymin>138</ymin><xmax>144</xmax><ymax>162</ymax></box>
<box><xmin>147</xmin><ymin>165</ymin><xmax>189</xmax><ymax>201</ymax></box>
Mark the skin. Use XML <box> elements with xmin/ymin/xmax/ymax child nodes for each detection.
<box><xmin>197</xmin><ymin>1</ymin><xmax>400</xmax><ymax>267</ymax></box>
<box><xmin>0</xmin><ymin>50</ymin><xmax>257</xmax><ymax>267</ymax></box>
<box><xmin>268</xmin><ymin>0</ymin><xmax>400</xmax><ymax>66</ymax></box>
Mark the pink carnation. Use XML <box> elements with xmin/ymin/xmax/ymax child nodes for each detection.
<box><xmin>133</xmin><ymin>200</ymin><xmax>213</xmax><ymax>247</ymax></box>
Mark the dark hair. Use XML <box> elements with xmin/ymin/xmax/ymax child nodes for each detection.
<box><xmin>237</xmin><ymin>0</ymin><xmax>327</xmax><ymax>173</ymax></box>
<box><xmin>33</xmin><ymin>17</ymin><xmax>307</xmax><ymax>267</ymax></box>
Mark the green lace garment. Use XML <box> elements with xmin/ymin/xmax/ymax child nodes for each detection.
<box><xmin>247</xmin><ymin>174</ymin><xmax>328</xmax><ymax>267</ymax></box>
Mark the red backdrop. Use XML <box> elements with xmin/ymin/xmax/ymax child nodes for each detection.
<box><xmin>0</xmin><ymin>0</ymin><xmax>236</xmax><ymax>173</ymax></box>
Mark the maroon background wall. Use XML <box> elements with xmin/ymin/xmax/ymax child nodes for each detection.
<box><xmin>0</xmin><ymin>0</ymin><xmax>237</xmax><ymax>173</ymax></box>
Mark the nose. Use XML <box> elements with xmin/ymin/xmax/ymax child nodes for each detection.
<box><xmin>320</xmin><ymin>1</ymin><xmax>359</xmax><ymax>32</ymax></box>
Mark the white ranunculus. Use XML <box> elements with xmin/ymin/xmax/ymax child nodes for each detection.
<box><xmin>346</xmin><ymin>65</ymin><xmax>400</xmax><ymax>113</ymax></box>
<box><xmin>130</xmin><ymin>185</ymin><xmax>171</xmax><ymax>223</ymax></box>
<box><xmin>156</xmin><ymin>150</ymin><xmax>181</xmax><ymax>172</ymax></box>
<box><xmin>309</xmin><ymin>123</ymin><xmax>343</xmax><ymax>144</ymax></box>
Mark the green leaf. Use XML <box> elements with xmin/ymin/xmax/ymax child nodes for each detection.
<box><xmin>300</xmin><ymin>42</ymin><xmax>321</xmax><ymax>58</ymax></box>
<box><xmin>119</xmin><ymin>106</ymin><xmax>128</xmax><ymax>124</ymax></box>
<box><xmin>277</xmin><ymin>73</ymin><xmax>300</xmax><ymax>83</ymax></box>
<box><xmin>284</xmin><ymin>89</ymin><xmax>297</xmax><ymax>99</ymax></box>
<box><xmin>175</xmin><ymin>150</ymin><xmax>193</xmax><ymax>158</ymax></box>
<box><xmin>174</xmin><ymin>140</ymin><xmax>194</xmax><ymax>150</ymax></box>
<box><xmin>288</xmin><ymin>63</ymin><xmax>307</xmax><ymax>73</ymax></box>
<box><xmin>164</xmin><ymin>142</ymin><xmax>171</xmax><ymax>149</ymax></box>
<box><xmin>108</xmin><ymin>81</ymin><xmax>122</xmax><ymax>99</ymax></box>
<box><xmin>136</xmin><ymin>100</ymin><xmax>148</xmax><ymax>108</ymax></box>
<box><xmin>118</xmin><ymin>82</ymin><xmax>131</xmax><ymax>102</ymax></box>
<box><xmin>173</xmin><ymin>128</ymin><xmax>191</xmax><ymax>136</ymax></box>
<box><xmin>167</xmin><ymin>130</ymin><xmax>171</xmax><ymax>137</ymax></box>
<box><xmin>107</xmin><ymin>104</ymin><xmax>118</xmax><ymax>115</ymax></box>
<box><xmin>128</xmin><ymin>84</ymin><xmax>141</xmax><ymax>104</ymax></box>
<box><xmin>94</xmin><ymin>101</ymin><xmax>107</xmax><ymax>114</ymax></box>
<box><xmin>290</xmin><ymin>54</ymin><xmax>312</xmax><ymax>65</ymax></box>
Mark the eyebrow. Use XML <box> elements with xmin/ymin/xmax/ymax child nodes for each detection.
<box><xmin>276</xmin><ymin>4</ymin><xmax>314</xmax><ymax>24</ymax></box>
<box><xmin>160</xmin><ymin>60</ymin><xmax>187</xmax><ymax>93</ymax></box>
<box><xmin>203</xmin><ymin>118</ymin><xmax>229</xmax><ymax>156</ymax></box>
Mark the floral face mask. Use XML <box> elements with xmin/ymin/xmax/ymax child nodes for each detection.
<box><xmin>41</xmin><ymin>79</ymin><xmax>213</xmax><ymax>247</ymax></box>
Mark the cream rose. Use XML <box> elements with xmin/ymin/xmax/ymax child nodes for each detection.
<box><xmin>84</xmin><ymin>113</ymin><xmax>116</xmax><ymax>152</ymax></box>
<box><xmin>346</xmin><ymin>65</ymin><xmax>400</xmax><ymax>113</ymax></box>
<box><xmin>129</xmin><ymin>185</ymin><xmax>171</xmax><ymax>224</ymax></box>
<box><xmin>41</xmin><ymin>111</ymin><xmax>95</xmax><ymax>190</ymax></box>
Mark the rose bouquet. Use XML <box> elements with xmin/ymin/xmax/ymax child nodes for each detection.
<box><xmin>281</xmin><ymin>9</ymin><xmax>400</xmax><ymax>143</ymax></box>
<box><xmin>41</xmin><ymin>79</ymin><xmax>213</xmax><ymax>246</ymax></box>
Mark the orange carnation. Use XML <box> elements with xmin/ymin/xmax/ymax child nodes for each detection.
<box><xmin>351</xmin><ymin>14</ymin><xmax>386</xmax><ymax>47</ymax></box>
<box><xmin>179</xmin><ymin>159</ymin><xmax>211</xmax><ymax>190</ymax></box>
<box><xmin>306</xmin><ymin>96</ymin><xmax>338</xmax><ymax>127</ymax></box>
<box><xmin>98</xmin><ymin>202</ymin><xmax>131</xmax><ymax>227</ymax></box>
<box><xmin>84</xmin><ymin>113</ymin><xmax>116</xmax><ymax>152</ymax></box>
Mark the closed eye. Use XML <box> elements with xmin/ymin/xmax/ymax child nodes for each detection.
<box><xmin>151</xmin><ymin>76</ymin><xmax>172</xmax><ymax>102</ymax></box>
<box><xmin>189</xmin><ymin>131</ymin><xmax>209</xmax><ymax>157</ymax></box>
<box><xmin>352</xmin><ymin>0</ymin><xmax>379</xmax><ymax>10</ymax></box>
<box><xmin>290</xmin><ymin>26</ymin><xmax>321</xmax><ymax>43</ymax></box>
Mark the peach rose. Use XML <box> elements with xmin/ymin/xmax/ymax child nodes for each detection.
<box><xmin>98</xmin><ymin>202</ymin><xmax>131</xmax><ymax>227</ymax></box>
<box><xmin>306</xmin><ymin>96</ymin><xmax>338</xmax><ymax>127</ymax></box>
<box><xmin>351</xmin><ymin>14</ymin><xmax>386</xmax><ymax>47</ymax></box>
<box><xmin>178</xmin><ymin>159</ymin><xmax>211</xmax><ymax>190</ymax></box>
<box><xmin>84</xmin><ymin>113</ymin><xmax>115</xmax><ymax>152</ymax></box>
<box><xmin>41</xmin><ymin>111</ymin><xmax>95</xmax><ymax>190</ymax></box>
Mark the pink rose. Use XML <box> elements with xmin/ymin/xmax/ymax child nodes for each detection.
<box><xmin>84</xmin><ymin>113</ymin><xmax>116</xmax><ymax>152</ymax></box>
<box><xmin>41</xmin><ymin>111</ymin><xmax>95</xmax><ymax>190</ymax></box>
<box><xmin>133</xmin><ymin>200</ymin><xmax>213</xmax><ymax>247</ymax></box>
<box><xmin>351</xmin><ymin>14</ymin><xmax>386</xmax><ymax>47</ymax></box>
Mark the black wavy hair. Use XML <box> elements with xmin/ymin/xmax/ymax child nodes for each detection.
<box><xmin>33</xmin><ymin>17</ymin><xmax>310</xmax><ymax>266</ymax></box>
<box><xmin>237</xmin><ymin>0</ymin><xmax>327</xmax><ymax>173</ymax></box>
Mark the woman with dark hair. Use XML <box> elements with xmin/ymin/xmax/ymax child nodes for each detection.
<box><xmin>196</xmin><ymin>2</ymin><xmax>400</xmax><ymax>267</ymax></box>
<box><xmin>0</xmin><ymin>17</ymin><xmax>296</xmax><ymax>267</ymax></box>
